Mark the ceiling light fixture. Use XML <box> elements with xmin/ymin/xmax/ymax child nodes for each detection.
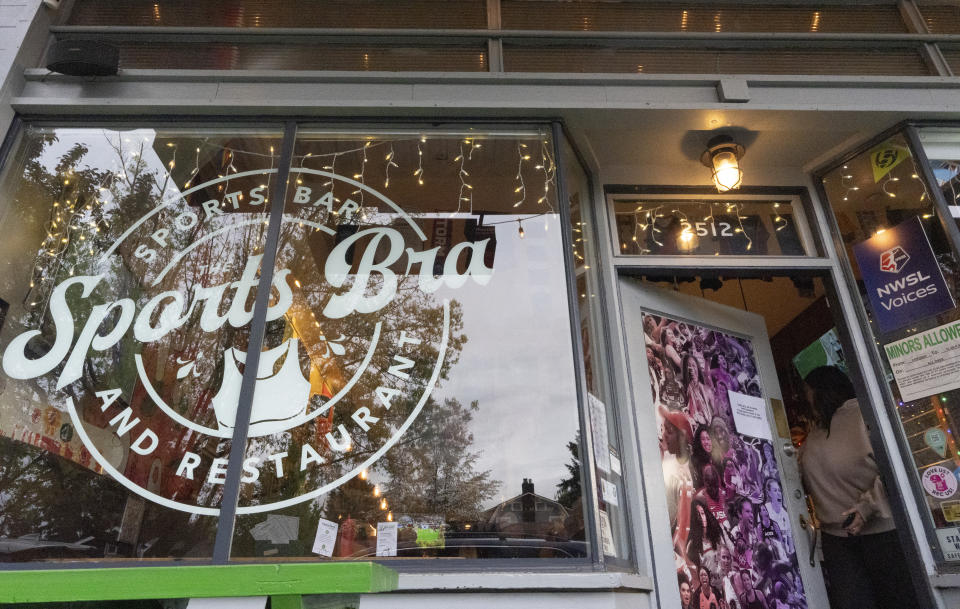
<box><xmin>700</xmin><ymin>134</ymin><xmax>745</xmax><ymax>193</ymax></box>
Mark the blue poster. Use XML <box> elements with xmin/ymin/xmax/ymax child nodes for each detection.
<box><xmin>853</xmin><ymin>217</ymin><xmax>955</xmax><ymax>334</ymax></box>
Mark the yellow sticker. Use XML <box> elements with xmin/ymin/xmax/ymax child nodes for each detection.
<box><xmin>870</xmin><ymin>144</ymin><xmax>909</xmax><ymax>182</ymax></box>
<box><xmin>943</xmin><ymin>501</ymin><xmax>960</xmax><ymax>523</ymax></box>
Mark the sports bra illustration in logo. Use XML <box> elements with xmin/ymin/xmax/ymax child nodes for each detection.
<box><xmin>209</xmin><ymin>338</ymin><xmax>311</xmax><ymax>436</ymax></box>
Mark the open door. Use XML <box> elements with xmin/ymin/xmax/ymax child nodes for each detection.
<box><xmin>620</xmin><ymin>277</ymin><xmax>830</xmax><ymax>609</ymax></box>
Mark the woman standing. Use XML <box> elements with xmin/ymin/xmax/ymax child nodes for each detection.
<box><xmin>800</xmin><ymin>366</ymin><xmax>919</xmax><ymax>609</ymax></box>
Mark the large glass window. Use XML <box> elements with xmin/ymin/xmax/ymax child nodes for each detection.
<box><xmin>820</xmin><ymin>132</ymin><xmax>960</xmax><ymax>563</ymax></box>
<box><xmin>0</xmin><ymin>123</ymin><xmax>590</xmax><ymax>565</ymax></box>
<box><xmin>0</xmin><ymin>125</ymin><xmax>283</xmax><ymax>560</ymax></box>
<box><xmin>564</xmin><ymin>138</ymin><xmax>633</xmax><ymax>565</ymax></box>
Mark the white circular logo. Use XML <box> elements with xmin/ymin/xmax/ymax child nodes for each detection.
<box><xmin>2</xmin><ymin>168</ymin><xmax>493</xmax><ymax>515</ymax></box>
<box><xmin>923</xmin><ymin>465</ymin><xmax>957</xmax><ymax>499</ymax></box>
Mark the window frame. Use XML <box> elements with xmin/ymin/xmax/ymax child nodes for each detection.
<box><xmin>606</xmin><ymin>188</ymin><xmax>824</xmax><ymax>263</ymax></box>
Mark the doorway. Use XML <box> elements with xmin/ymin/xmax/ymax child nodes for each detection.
<box><xmin>619</xmin><ymin>270</ymin><xmax>921</xmax><ymax>609</ymax></box>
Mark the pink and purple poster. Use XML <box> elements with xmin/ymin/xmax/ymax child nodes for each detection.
<box><xmin>643</xmin><ymin>312</ymin><xmax>807</xmax><ymax>609</ymax></box>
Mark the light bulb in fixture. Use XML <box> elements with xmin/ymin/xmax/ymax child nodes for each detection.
<box><xmin>518</xmin><ymin>219</ymin><xmax>525</xmax><ymax>239</ymax></box>
<box><xmin>677</xmin><ymin>226</ymin><xmax>699</xmax><ymax>252</ymax></box>
<box><xmin>700</xmin><ymin>135</ymin><xmax>745</xmax><ymax>193</ymax></box>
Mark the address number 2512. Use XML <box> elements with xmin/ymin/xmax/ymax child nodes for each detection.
<box><xmin>680</xmin><ymin>221</ymin><xmax>735</xmax><ymax>237</ymax></box>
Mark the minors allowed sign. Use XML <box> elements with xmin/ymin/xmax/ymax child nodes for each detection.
<box><xmin>853</xmin><ymin>217</ymin><xmax>954</xmax><ymax>334</ymax></box>
<box><xmin>884</xmin><ymin>320</ymin><xmax>960</xmax><ymax>402</ymax></box>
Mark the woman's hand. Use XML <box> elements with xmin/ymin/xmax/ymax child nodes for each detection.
<box><xmin>841</xmin><ymin>508</ymin><xmax>865</xmax><ymax>535</ymax></box>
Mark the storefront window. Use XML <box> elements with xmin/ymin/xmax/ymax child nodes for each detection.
<box><xmin>563</xmin><ymin>136</ymin><xmax>632</xmax><ymax>564</ymax></box>
<box><xmin>611</xmin><ymin>196</ymin><xmax>814</xmax><ymax>257</ymax></box>
<box><xmin>227</xmin><ymin>128</ymin><xmax>587</xmax><ymax>560</ymax></box>
<box><xmin>820</xmin><ymin>132</ymin><xmax>960</xmax><ymax>562</ymax></box>
<box><xmin>0</xmin><ymin>123</ymin><xmax>590</xmax><ymax>564</ymax></box>
<box><xmin>0</xmin><ymin>125</ymin><xmax>284</xmax><ymax>560</ymax></box>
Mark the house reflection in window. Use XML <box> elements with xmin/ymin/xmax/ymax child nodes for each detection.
<box><xmin>482</xmin><ymin>479</ymin><xmax>569</xmax><ymax>537</ymax></box>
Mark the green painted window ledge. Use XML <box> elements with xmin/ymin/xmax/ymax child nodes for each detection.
<box><xmin>0</xmin><ymin>562</ymin><xmax>397</xmax><ymax>604</ymax></box>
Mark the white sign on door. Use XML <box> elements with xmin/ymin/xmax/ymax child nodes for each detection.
<box><xmin>728</xmin><ymin>390</ymin><xmax>773</xmax><ymax>441</ymax></box>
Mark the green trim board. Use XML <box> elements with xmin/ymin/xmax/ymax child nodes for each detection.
<box><xmin>0</xmin><ymin>562</ymin><xmax>397</xmax><ymax>604</ymax></box>
<box><xmin>270</xmin><ymin>595</ymin><xmax>306</xmax><ymax>609</ymax></box>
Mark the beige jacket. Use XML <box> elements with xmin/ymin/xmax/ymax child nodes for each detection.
<box><xmin>800</xmin><ymin>399</ymin><xmax>895</xmax><ymax>537</ymax></box>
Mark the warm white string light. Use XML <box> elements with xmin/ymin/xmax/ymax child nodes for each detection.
<box><xmin>384</xmin><ymin>143</ymin><xmax>398</xmax><ymax>189</ymax></box>
<box><xmin>296</xmin><ymin>152</ymin><xmax>311</xmax><ymax>185</ymax></box>
<box><xmin>838</xmin><ymin>165</ymin><xmax>860</xmax><ymax>202</ymax></box>
<box><xmin>773</xmin><ymin>201</ymin><xmax>788</xmax><ymax>232</ymax></box>
<box><xmin>451</xmin><ymin>141</ymin><xmax>473</xmax><ymax>216</ymax></box>
<box><xmin>350</xmin><ymin>141</ymin><xmax>372</xmax><ymax>208</ymax></box>
<box><xmin>467</xmin><ymin>137</ymin><xmax>481</xmax><ymax>159</ymax></box>
<box><xmin>881</xmin><ymin>174</ymin><xmax>898</xmax><ymax>199</ymax></box>
<box><xmin>414</xmin><ymin>135</ymin><xmax>426</xmax><ymax>186</ymax></box>
<box><xmin>513</xmin><ymin>143</ymin><xmax>529</xmax><ymax>208</ymax></box>
<box><xmin>184</xmin><ymin>145</ymin><xmax>201</xmax><ymax>188</ymax></box>
<box><xmin>166</xmin><ymin>142</ymin><xmax>177</xmax><ymax>173</ymax></box>
<box><xmin>322</xmin><ymin>152</ymin><xmax>339</xmax><ymax>191</ymax></box>
<box><xmin>536</xmin><ymin>137</ymin><xmax>557</xmax><ymax>210</ymax></box>
<box><xmin>730</xmin><ymin>203</ymin><xmax>753</xmax><ymax>252</ymax></box>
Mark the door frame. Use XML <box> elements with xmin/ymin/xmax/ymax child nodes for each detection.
<box><xmin>590</xmin><ymin>184</ymin><xmax>937</xmax><ymax>608</ymax></box>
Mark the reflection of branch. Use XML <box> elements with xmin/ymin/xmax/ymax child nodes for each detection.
<box><xmin>0</xmin><ymin>455</ymin><xmax>43</xmax><ymax>495</ymax></box>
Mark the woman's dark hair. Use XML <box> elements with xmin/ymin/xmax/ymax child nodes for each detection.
<box><xmin>754</xmin><ymin>542</ymin><xmax>774</xmax><ymax>570</ymax></box>
<box><xmin>682</xmin><ymin>353</ymin><xmax>703</xmax><ymax>386</ymax></box>
<box><xmin>691</xmin><ymin>425</ymin><xmax>713</xmax><ymax>486</ymax></box>
<box><xmin>687</xmin><ymin>498</ymin><xmax>722</xmax><ymax>567</ymax></box>
<box><xmin>804</xmin><ymin>365</ymin><xmax>856</xmax><ymax>431</ymax></box>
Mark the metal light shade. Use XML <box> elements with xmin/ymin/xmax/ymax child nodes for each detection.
<box><xmin>700</xmin><ymin>135</ymin><xmax>745</xmax><ymax>192</ymax></box>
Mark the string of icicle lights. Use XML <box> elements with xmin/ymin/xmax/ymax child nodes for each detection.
<box><xmin>25</xmin><ymin>133</ymin><xmax>559</xmax><ymax>310</ymax></box>
<box><xmin>624</xmin><ymin>201</ymin><xmax>790</xmax><ymax>255</ymax></box>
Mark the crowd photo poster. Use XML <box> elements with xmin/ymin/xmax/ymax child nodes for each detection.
<box><xmin>642</xmin><ymin>313</ymin><xmax>807</xmax><ymax>609</ymax></box>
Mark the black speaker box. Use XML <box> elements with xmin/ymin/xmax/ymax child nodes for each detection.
<box><xmin>47</xmin><ymin>39</ymin><xmax>119</xmax><ymax>76</ymax></box>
